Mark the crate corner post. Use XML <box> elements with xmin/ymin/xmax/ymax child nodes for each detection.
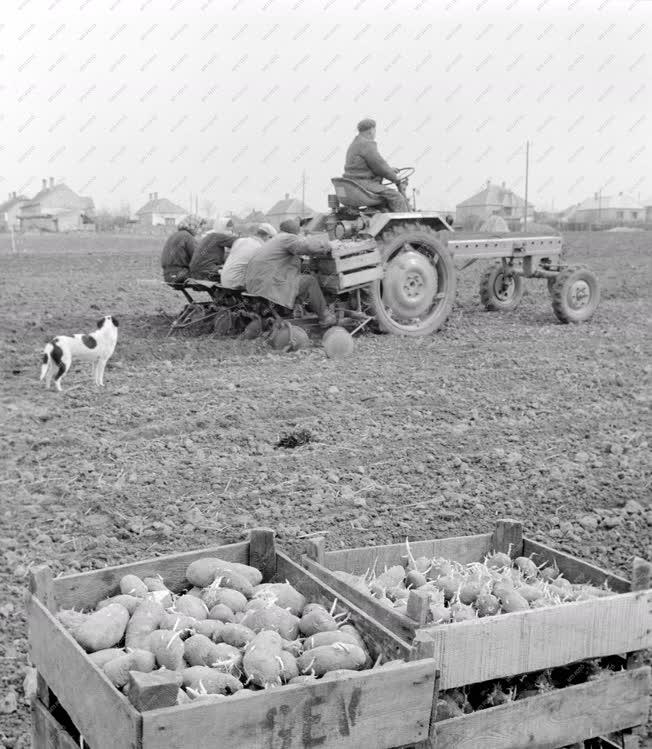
<box><xmin>630</xmin><ymin>556</ymin><xmax>651</xmax><ymax>593</ymax></box>
<box><xmin>409</xmin><ymin>630</ymin><xmax>440</xmax><ymax>749</ymax></box>
<box><xmin>28</xmin><ymin>565</ymin><xmax>57</xmax><ymax>711</ymax></box>
<box><xmin>29</xmin><ymin>564</ymin><xmax>56</xmax><ymax>612</ymax></box>
<box><xmin>407</xmin><ymin>589</ymin><xmax>430</xmax><ymax>626</ymax></box>
<box><xmin>622</xmin><ymin>555</ymin><xmax>652</xmax><ymax>749</ymax></box>
<box><xmin>304</xmin><ymin>535</ymin><xmax>326</xmax><ymax>566</ymax></box>
<box><xmin>491</xmin><ymin>518</ymin><xmax>523</xmax><ymax>557</ymax></box>
<box><xmin>248</xmin><ymin>527</ymin><xmax>277</xmax><ymax>581</ymax></box>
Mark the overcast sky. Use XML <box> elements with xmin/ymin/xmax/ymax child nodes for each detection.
<box><xmin>3</xmin><ymin>0</ymin><xmax>650</xmax><ymax>217</ymax></box>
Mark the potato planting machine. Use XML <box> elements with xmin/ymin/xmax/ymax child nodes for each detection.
<box><xmin>168</xmin><ymin>168</ymin><xmax>600</xmax><ymax>338</ymax></box>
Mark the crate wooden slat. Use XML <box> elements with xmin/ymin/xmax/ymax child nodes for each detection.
<box><xmin>334</xmin><ymin>249</ymin><xmax>381</xmax><ymax>272</ymax></box>
<box><xmin>32</xmin><ymin>698</ymin><xmax>81</xmax><ymax>749</ymax></box>
<box><xmin>417</xmin><ymin>589</ymin><xmax>649</xmax><ymax>689</ymax></box>
<box><xmin>142</xmin><ymin>661</ymin><xmax>434</xmax><ymax>749</ymax></box>
<box><xmin>322</xmin><ymin>532</ymin><xmax>495</xmax><ymax>575</ymax></box>
<box><xmin>329</xmin><ymin>238</ymin><xmax>378</xmax><ymax>259</ymax></box>
<box><xmin>338</xmin><ymin>267</ymin><xmax>384</xmax><ymax>290</ymax></box>
<box><xmin>433</xmin><ymin>666</ymin><xmax>651</xmax><ymax>749</ymax></box>
<box><xmin>53</xmin><ymin>540</ymin><xmax>250</xmax><ymax>610</ymax></box>
<box><xmin>29</xmin><ymin>529</ymin><xmax>438</xmax><ymax>749</ymax></box>
<box><xmin>522</xmin><ymin>539</ymin><xmax>630</xmax><ymax>593</ymax></box>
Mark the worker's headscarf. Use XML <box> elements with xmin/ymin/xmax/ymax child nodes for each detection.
<box><xmin>178</xmin><ymin>214</ymin><xmax>204</xmax><ymax>236</ymax></box>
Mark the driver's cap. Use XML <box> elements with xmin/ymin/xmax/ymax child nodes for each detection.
<box><xmin>357</xmin><ymin>118</ymin><xmax>376</xmax><ymax>132</ymax></box>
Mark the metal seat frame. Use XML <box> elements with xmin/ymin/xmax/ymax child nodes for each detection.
<box><xmin>331</xmin><ymin>177</ymin><xmax>385</xmax><ymax>209</ymax></box>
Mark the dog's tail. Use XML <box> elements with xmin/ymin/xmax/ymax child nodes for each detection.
<box><xmin>39</xmin><ymin>345</ymin><xmax>52</xmax><ymax>381</ymax></box>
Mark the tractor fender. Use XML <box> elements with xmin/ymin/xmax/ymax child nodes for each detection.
<box><xmin>366</xmin><ymin>212</ymin><xmax>453</xmax><ymax>239</ymax></box>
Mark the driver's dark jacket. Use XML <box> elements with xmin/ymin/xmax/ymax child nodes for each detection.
<box><xmin>343</xmin><ymin>134</ymin><xmax>397</xmax><ymax>183</ymax></box>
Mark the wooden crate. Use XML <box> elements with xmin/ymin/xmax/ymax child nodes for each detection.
<box><xmin>302</xmin><ymin>519</ymin><xmax>652</xmax><ymax>748</ymax></box>
<box><xmin>315</xmin><ymin>238</ymin><xmax>383</xmax><ymax>293</ymax></box>
<box><xmin>29</xmin><ymin>529</ymin><xmax>438</xmax><ymax>749</ymax></box>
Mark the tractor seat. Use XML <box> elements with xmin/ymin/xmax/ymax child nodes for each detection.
<box><xmin>331</xmin><ymin>178</ymin><xmax>385</xmax><ymax>209</ymax></box>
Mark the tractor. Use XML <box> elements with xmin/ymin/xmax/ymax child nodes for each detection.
<box><xmin>167</xmin><ymin>169</ymin><xmax>600</xmax><ymax>339</ymax></box>
<box><xmin>302</xmin><ymin>168</ymin><xmax>600</xmax><ymax>334</ymax></box>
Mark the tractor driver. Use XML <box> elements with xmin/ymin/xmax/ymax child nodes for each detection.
<box><xmin>342</xmin><ymin>118</ymin><xmax>409</xmax><ymax>212</ymax></box>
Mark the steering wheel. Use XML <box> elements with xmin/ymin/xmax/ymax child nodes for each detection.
<box><xmin>381</xmin><ymin>167</ymin><xmax>415</xmax><ymax>185</ymax></box>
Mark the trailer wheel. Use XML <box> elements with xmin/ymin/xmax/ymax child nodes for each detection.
<box><xmin>479</xmin><ymin>262</ymin><xmax>524</xmax><ymax>311</ymax></box>
<box><xmin>551</xmin><ymin>266</ymin><xmax>600</xmax><ymax>323</ymax></box>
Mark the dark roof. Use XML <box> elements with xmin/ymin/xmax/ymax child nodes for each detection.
<box><xmin>0</xmin><ymin>194</ymin><xmax>29</xmax><ymax>212</ymax></box>
<box><xmin>136</xmin><ymin>197</ymin><xmax>187</xmax><ymax>215</ymax></box>
<box><xmin>457</xmin><ymin>183</ymin><xmax>533</xmax><ymax>210</ymax></box>
<box><xmin>243</xmin><ymin>209</ymin><xmax>267</xmax><ymax>222</ymax></box>
<box><xmin>22</xmin><ymin>183</ymin><xmax>90</xmax><ymax>209</ymax></box>
<box><xmin>266</xmin><ymin>196</ymin><xmax>314</xmax><ymax>217</ymax></box>
<box><xmin>22</xmin><ymin>184</ymin><xmax>62</xmax><ymax>208</ymax></box>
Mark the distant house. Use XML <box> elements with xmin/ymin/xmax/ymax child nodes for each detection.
<box><xmin>136</xmin><ymin>193</ymin><xmax>187</xmax><ymax>227</ymax></box>
<box><xmin>562</xmin><ymin>193</ymin><xmax>646</xmax><ymax>228</ymax></box>
<box><xmin>265</xmin><ymin>193</ymin><xmax>314</xmax><ymax>230</ymax></box>
<box><xmin>242</xmin><ymin>209</ymin><xmax>267</xmax><ymax>224</ymax></box>
<box><xmin>0</xmin><ymin>192</ymin><xmax>29</xmax><ymax>231</ymax></box>
<box><xmin>19</xmin><ymin>178</ymin><xmax>95</xmax><ymax>232</ymax></box>
<box><xmin>455</xmin><ymin>181</ymin><xmax>534</xmax><ymax>230</ymax></box>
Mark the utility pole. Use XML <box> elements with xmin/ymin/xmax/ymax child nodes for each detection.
<box><xmin>523</xmin><ymin>140</ymin><xmax>530</xmax><ymax>230</ymax></box>
<box><xmin>301</xmin><ymin>170</ymin><xmax>306</xmax><ymax>217</ymax></box>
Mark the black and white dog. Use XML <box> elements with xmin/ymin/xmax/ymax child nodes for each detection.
<box><xmin>40</xmin><ymin>316</ymin><xmax>119</xmax><ymax>392</ymax></box>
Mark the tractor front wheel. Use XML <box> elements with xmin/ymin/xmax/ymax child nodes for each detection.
<box><xmin>480</xmin><ymin>262</ymin><xmax>524</xmax><ymax>311</ymax></box>
<box><xmin>550</xmin><ymin>266</ymin><xmax>600</xmax><ymax>323</ymax></box>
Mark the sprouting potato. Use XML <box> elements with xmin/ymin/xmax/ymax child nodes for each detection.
<box><xmin>297</xmin><ymin>643</ymin><xmax>367</xmax><ymax>677</ymax></box>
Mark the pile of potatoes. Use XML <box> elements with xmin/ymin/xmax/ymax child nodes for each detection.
<box><xmin>434</xmin><ymin>656</ymin><xmax>625</xmax><ymax>721</ymax></box>
<box><xmin>56</xmin><ymin>556</ymin><xmax>396</xmax><ymax>706</ymax></box>
<box><xmin>333</xmin><ymin>547</ymin><xmax>615</xmax><ymax>625</ymax></box>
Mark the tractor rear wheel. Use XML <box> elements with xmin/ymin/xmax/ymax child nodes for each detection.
<box><xmin>370</xmin><ymin>224</ymin><xmax>456</xmax><ymax>336</ymax></box>
<box><xmin>480</xmin><ymin>262</ymin><xmax>524</xmax><ymax>311</ymax></box>
<box><xmin>551</xmin><ymin>266</ymin><xmax>600</xmax><ymax>323</ymax></box>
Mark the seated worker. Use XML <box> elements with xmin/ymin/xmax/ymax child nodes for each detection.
<box><xmin>188</xmin><ymin>217</ymin><xmax>237</xmax><ymax>281</ymax></box>
<box><xmin>245</xmin><ymin>219</ymin><xmax>336</xmax><ymax>327</ymax></box>
<box><xmin>160</xmin><ymin>214</ymin><xmax>204</xmax><ymax>286</ymax></box>
<box><xmin>220</xmin><ymin>222</ymin><xmax>277</xmax><ymax>289</ymax></box>
<box><xmin>343</xmin><ymin>118</ymin><xmax>409</xmax><ymax>212</ymax></box>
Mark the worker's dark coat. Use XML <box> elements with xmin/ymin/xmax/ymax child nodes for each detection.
<box><xmin>343</xmin><ymin>134</ymin><xmax>397</xmax><ymax>188</ymax></box>
<box><xmin>188</xmin><ymin>232</ymin><xmax>237</xmax><ymax>279</ymax></box>
<box><xmin>245</xmin><ymin>232</ymin><xmax>331</xmax><ymax>309</ymax></box>
<box><xmin>160</xmin><ymin>229</ymin><xmax>197</xmax><ymax>284</ymax></box>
